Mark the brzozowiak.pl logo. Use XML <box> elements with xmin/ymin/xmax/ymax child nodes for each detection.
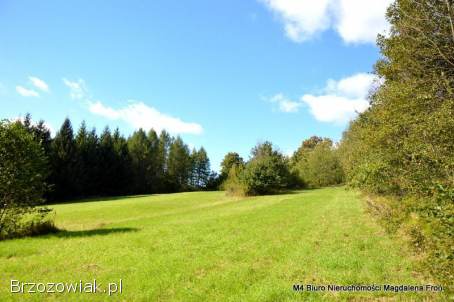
<box><xmin>10</xmin><ymin>279</ymin><xmax>123</xmax><ymax>296</ymax></box>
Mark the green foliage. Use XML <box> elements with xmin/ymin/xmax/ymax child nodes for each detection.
<box><xmin>223</xmin><ymin>163</ymin><xmax>246</xmax><ymax>196</ymax></box>
<box><xmin>127</xmin><ymin>129</ymin><xmax>153</xmax><ymax>193</ymax></box>
<box><xmin>224</xmin><ymin>142</ymin><xmax>291</xmax><ymax>196</ymax></box>
<box><xmin>49</xmin><ymin>118</ymin><xmax>78</xmax><ymax>200</ymax></box>
<box><xmin>0</xmin><ymin>120</ymin><xmax>53</xmax><ymax>239</ymax></box>
<box><xmin>12</xmin><ymin>116</ymin><xmax>214</xmax><ymax>201</ymax></box>
<box><xmin>167</xmin><ymin>137</ymin><xmax>192</xmax><ymax>191</ymax></box>
<box><xmin>190</xmin><ymin>147</ymin><xmax>211</xmax><ymax>189</ymax></box>
<box><xmin>291</xmin><ymin>137</ymin><xmax>343</xmax><ymax>188</ymax></box>
<box><xmin>220</xmin><ymin>152</ymin><xmax>244</xmax><ymax>182</ymax></box>
<box><xmin>338</xmin><ymin>0</ymin><xmax>454</xmax><ymax>287</ymax></box>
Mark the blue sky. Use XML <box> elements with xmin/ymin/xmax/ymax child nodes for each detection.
<box><xmin>0</xmin><ymin>0</ymin><xmax>391</xmax><ymax>170</ymax></box>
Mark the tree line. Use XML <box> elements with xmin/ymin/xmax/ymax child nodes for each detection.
<box><xmin>337</xmin><ymin>0</ymin><xmax>453</xmax><ymax>287</ymax></box>
<box><xmin>0</xmin><ymin>116</ymin><xmax>219</xmax><ymax>239</ymax></box>
<box><xmin>21</xmin><ymin>115</ymin><xmax>218</xmax><ymax>201</ymax></box>
<box><xmin>219</xmin><ymin>137</ymin><xmax>344</xmax><ymax>196</ymax></box>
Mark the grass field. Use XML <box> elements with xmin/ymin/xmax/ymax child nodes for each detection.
<box><xmin>0</xmin><ymin>187</ymin><xmax>437</xmax><ymax>301</ymax></box>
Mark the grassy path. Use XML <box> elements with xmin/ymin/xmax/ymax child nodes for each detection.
<box><xmin>0</xmin><ymin>188</ymin><xmax>435</xmax><ymax>301</ymax></box>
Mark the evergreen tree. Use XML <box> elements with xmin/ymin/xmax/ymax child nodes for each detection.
<box><xmin>167</xmin><ymin>137</ymin><xmax>191</xmax><ymax>191</ymax></box>
<box><xmin>127</xmin><ymin>129</ymin><xmax>152</xmax><ymax>193</ymax></box>
<box><xmin>147</xmin><ymin>129</ymin><xmax>160</xmax><ymax>192</ymax></box>
<box><xmin>50</xmin><ymin>118</ymin><xmax>77</xmax><ymax>200</ymax></box>
<box><xmin>189</xmin><ymin>148</ymin><xmax>198</xmax><ymax>189</ymax></box>
<box><xmin>20</xmin><ymin>114</ymin><xmax>52</xmax><ymax>156</ymax></box>
<box><xmin>193</xmin><ymin>147</ymin><xmax>210</xmax><ymax>189</ymax></box>
<box><xmin>157</xmin><ymin>130</ymin><xmax>172</xmax><ymax>192</ymax></box>
<box><xmin>75</xmin><ymin>122</ymin><xmax>101</xmax><ymax>196</ymax></box>
<box><xmin>99</xmin><ymin>127</ymin><xmax>116</xmax><ymax>195</ymax></box>
<box><xmin>112</xmin><ymin>128</ymin><xmax>132</xmax><ymax>195</ymax></box>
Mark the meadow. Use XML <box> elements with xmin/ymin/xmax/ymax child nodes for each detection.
<box><xmin>0</xmin><ymin>187</ymin><xmax>436</xmax><ymax>301</ymax></box>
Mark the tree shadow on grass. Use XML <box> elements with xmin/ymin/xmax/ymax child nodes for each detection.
<box><xmin>51</xmin><ymin>227</ymin><xmax>140</xmax><ymax>238</ymax></box>
<box><xmin>0</xmin><ymin>225</ymin><xmax>139</xmax><ymax>241</ymax></box>
<box><xmin>47</xmin><ymin>195</ymin><xmax>151</xmax><ymax>206</ymax></box>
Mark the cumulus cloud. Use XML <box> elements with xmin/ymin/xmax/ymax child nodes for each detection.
<box><xmin>302</xmin><ymin>94</ymin><xmax>369</xmax><ymax>124</ymax></box>
<box><xmin>29</xmin><ymin>76</ymin><xmax>49</xmax><ymax>92</ymax></box>
<box><xmin>88</xmin><ymin>101</ymin><xmax>203</xmax><ymax>135</ymax></box>
<box><xmin>259</xmin><ymin>0</ymin><xmax>392</xmax><ymax>44</ymax></box>
<box><xmin>325</xmin><ymin>73</ymin><xmax>377</xmax><ymax>98</ymax></box>
<box><xmin>16</xmin><ymin>85</ymin><xmax>39</xmax><ymax>97</ymax></box>
<box><xmin>334</xmin><ymin>0</ymin><xmax>393</xmax><ymax>43</ymax></box>
<box><xmin>301</xmin><ymin>73</ymin><xmax>376</xmax><ymax>123</ymax></box>
<box><xmin>267</xmin><ymin>73</ymin><xmax>377</xmax><ymax>124</ymax></box>
<box><xmin>62</xmin><ymin>78</ymin><xmax>88</xmax><ymax>99</ymax></box>
<box><xmin>62</xmin><ymin>77</ymin><xmax>203</xmax><ymax>135</ymax></box>
<box><xmin>269</xmin><ymin>93</ymin><xmax>302</xmax><ymax>113</ymax></box>
<box><xmin>261</xmin><ymin>0</ymin><xmax>331</xmax><ymax>42</ymax></box>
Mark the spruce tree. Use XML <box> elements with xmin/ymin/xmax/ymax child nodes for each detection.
<box><xmin>167</xmin><ymin>137</ymin><xmax>191</xmax><ymax>191</ymax></box>
<box><xmin>127</xmin><ymin>129</ymin><xmax>151</xmax><ymax>193</ymax></box>
<box><xmin>50</xmin><ymin>118</ymin><xmax>77</xmax><ymax>200</ymax></box>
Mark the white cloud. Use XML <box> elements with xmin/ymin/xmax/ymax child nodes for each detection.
<box><xmin>10</xmin><ymin>116</ymin><xmax>55</xmax><ymax>136</ymax></box>
<box><xmin>269</xmin><ymin>93</ymin><xmax>302</xmax><ymax>112</ymax></box>
<box><xmin>43</xmin><ymin>121</ymin><xmax>55</xmax><ymax>136</ymax></box>
<box><xmin>62</xmin><ymin>78</ymin><xmax>88</xmax><ymax>99</ymax></box>
<box><xmin>334</xmin><ymin>0</ymin><xmax>392</xmax><ymax>44</ymax></box>
<box><xmin>88</xmin><ymin>101</ymin><xmax>203</xmax><ymax>135</ymax></box>
<box><xmin>259</xmin><ymin>0</ymin><xmax>392</xmax><ymax>44</ymax></box>
<box><xmin>301</xmin><ymin>73</ymin><xmax>376</xmax><ymax>123</ymax></box>
<box><xmin>267</xmin><ymin>73</ymin><xmax>377</xmax><ymax>124</ymax></box>
<box><xmin>302</xmin><ymin>94</ymin><xmax>369</xmax><ymax>124</ymax></box>
<box><xmin>63</xmin><ymin>77</ymin><xmax>204</xmax><ymax>135</ymax></box>
<box><xmin>16</xmin><ymin>85</ymin><xmax>39</xmax><ymax>97</ymax></box>
<box><xmin>325</xmin><ymin>73</ymin><xmax>376</xmax><ymax>98</ymax></box>
<box><xmin>29</xmin><ymin>76</ymin><xmax>49</xmax><ymax>92</ymax></box>
<box><xmin>261</xmin><ymin>0</ymin><xmax>331</xmax><ymax>42</ymax></box>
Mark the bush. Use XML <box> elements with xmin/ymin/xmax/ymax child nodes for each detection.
<box><xmin>224</xmin><ymin>142</ymin><xmax>291</xmax><ymax>196</ymax></box>
<box><xmin>292</xmin><ymin>139</ymin><xmax>344</xmax><ymax>188</ymax></box>
<box><xmin>0</xmin><ymin>120</ymin><xmax>53</xmax><ymax>239</ymax></box>
<box><xmin>337</xmin><ymin>0</ymin><xmax>454</xmax><ymax>289</ymax></box>
<box><xmin>0</xmin><ymin>208</ymin><xmax>58</xmax><ymax>240</ymax></box>
<box><xmin>223</xmin><ymin>164</ymin><xmax>247</xmax><ymax>196</ymax></box>
<box><xmin>365</xmin><ymin>192</ymin><xmax>453</xmax><ymax>292</ymax></box>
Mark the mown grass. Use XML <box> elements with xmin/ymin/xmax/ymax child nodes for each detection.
<box><xmin>0</xmin><ymin>187</ymin><xmax>440</xmax><ymax>301</ymax></box>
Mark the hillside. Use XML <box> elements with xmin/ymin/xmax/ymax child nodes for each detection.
<box><xmin>0</xmin><ymin>188</ymin><xmax>434</xmax><ymax>301</ymax></box>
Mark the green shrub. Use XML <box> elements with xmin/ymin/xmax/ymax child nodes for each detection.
<box><xmin>223</xmin><ymin>142</ymin><xmax>291</xmax><ymax>196</ymax></box>
<box><xmin>223</xmin><ymin>164</ymin><xmax>247</xmax><ymax>196</ymax></box>
<box><xmin>0</xmin><ymin>120</ymin><xmax>53</xmax><ymax>240</ymax></box>
<box><xmin>338</xmin><ymin>0</ymin><xmax>454</xmax><ymax>289</ymax></box>
<box><xmin>292</xmin><ymin>139</ymin><xmax>344</xmax><ymax>188</ymax></box>
<box><xmin>365</xmin><ymin>193</ymin><xmax>453</xmax><ymax>293</ymax></box>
